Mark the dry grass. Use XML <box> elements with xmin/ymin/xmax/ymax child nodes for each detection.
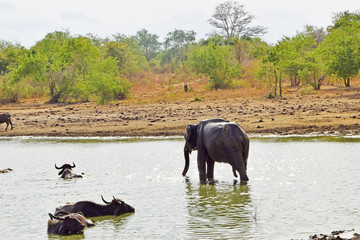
<box><xmin>128</xmin><ymin>71</ymin><xmax>270</xmax><ymax>105</ymax></box>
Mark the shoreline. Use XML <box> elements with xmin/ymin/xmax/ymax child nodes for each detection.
<box><xmin>1</xmin><ymin>88</ymin><xmax>360</xmax><ymax>138</ymax></box>
<box><xmin>1</xmin><ymin>133</ymin><xmax>360</xmax><ymax>139</ymax></box>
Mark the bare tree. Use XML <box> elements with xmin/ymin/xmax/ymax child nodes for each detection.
<box><xmin>208</xmin><ymin>1</ymin><xmax>267</xmax><ymax>39</ymax></box>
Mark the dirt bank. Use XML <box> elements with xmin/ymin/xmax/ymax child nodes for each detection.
<box><xmin>0</xmin><ymin>87</ymin><xmax>360</xmax><ymax>137</ymax></box>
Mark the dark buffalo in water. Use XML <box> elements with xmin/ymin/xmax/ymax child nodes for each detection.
<box><xmin>55</xmin><ymin>196</ymin><xmax>135</xmax><ymax>217</ymax></box>
<box><xmin>55</xmin><ymin>162</ymin><xmax>83</xmax><ymax>179</ymax></box>
<box><xmin>0</xmin><ymin>168</ymin><xmax>12</xmax><ymax>173</ymax></box>
<box><xmin>0</xmin><ymin>113</ymin><xmax>13</xmax><ymax>131</ymax></box>
<box><xmin>47</xmin><ymin>212</ymin><xmax>95</xmax><ymax>235</ymax></box>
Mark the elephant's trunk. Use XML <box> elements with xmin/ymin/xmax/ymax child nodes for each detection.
<box><xmin>182</xmin><ymin>144</ymin><xmax>190</xmax><ymax>176</ymax></box>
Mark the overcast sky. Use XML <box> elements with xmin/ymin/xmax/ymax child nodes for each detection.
<box><xmin>0</xmin><ymin>0</ymin><xmax>359</xmax><ymax>48</ymax></box>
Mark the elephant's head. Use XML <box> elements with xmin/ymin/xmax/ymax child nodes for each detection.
<box><xmin>182</xmin><ymin>124</ymin><xmax>198</xmax><ymax>176</ymax></box>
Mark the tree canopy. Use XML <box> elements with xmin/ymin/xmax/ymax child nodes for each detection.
<box><xmin>208</xmin><ymin>0</ymin><xmax>267</xmax><ymax>39</ymax></box>
<box><xmin>0</xmin><ymin>7</ymin><xmax>360</xmax><ymax>103</ymax></box>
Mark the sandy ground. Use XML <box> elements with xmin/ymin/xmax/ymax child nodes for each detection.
<box><xmin>0</xmin><ymin>87</ymin><xmax>359</xmax><ymax>137</ymax></box>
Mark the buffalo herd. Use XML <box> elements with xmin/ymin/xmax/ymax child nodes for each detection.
<box><xmin>1</xmin><ymin>113</ymin><xmax>135</xmax><ymax>235</ymax></box>
<box><xmin>48</xmin><ymin>195</ymin><xmax>135</xmax><ymax>235</ymax></box>
<box><xmin>48</xmin><ymin>163</ymin><xmax>135</xmax><ymax>235</ymax></box>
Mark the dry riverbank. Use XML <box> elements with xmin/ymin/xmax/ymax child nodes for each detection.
<box><xmin>0</xmin><ymin>86</ymin><xmax>360</xmax><ymax>137</ymax></box>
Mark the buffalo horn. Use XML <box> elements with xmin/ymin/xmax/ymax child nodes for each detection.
<box><xmin>49</xmin><ymin>213</ymin><xmax>63</xmax><ymax>221</ymax></box>
<box><xmin>55</xmin><ymin>164</ymin><xmax>62</xmax><ymax>169</ymax></box>
<box><xmin>113</xmin><ymin>196</ymin><xmax>123</xmax><ymax>205</ymax></box>
<box><xmin>71</xmin><ymin>162</ymin><xmax>76</xmax><ymax>168</ymax></box>
<box><xmin>101</xmin><ymin>195</ymin><xmax>110</xmax><ymax>204</ymax></box>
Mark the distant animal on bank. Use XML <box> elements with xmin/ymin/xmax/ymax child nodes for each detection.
<box><xmin>183</xmin><ymin>118</ymin><xmax>250</xmax><ymax>183</ymax></box>
<box><xmin>55</xmin><ymin>162</ymin><xmax>83</xmax><ymax>179</ymax></box>
<box><xmin>54</xmin><ymin>195</ymin><xmax>135</xmax><ymax>217</ymax></box>
<box><xmin>0</xmin><ymin>113</ymin><xmax>13</xmax><ymax>131</ymax></box>
<box><xmin>47</xmin><ymin>212</ymin><xmax>95</xmax><ymax>235</ymax></box>
<box><xmin>0</xmin><ymin>168</ymin><xmax>12</xmax><ymax>173</ymax></box>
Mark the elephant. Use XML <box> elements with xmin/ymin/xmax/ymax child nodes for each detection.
<box><xmin>182</xmin><ymin>119</ymin><xmax>249</xmax><ymax>183</ymax></box>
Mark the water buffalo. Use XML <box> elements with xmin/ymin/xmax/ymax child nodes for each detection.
<box><xmin>0</xmin><ymin>168</ymin><xmax>12</xmax><ymax>173</ymax></box>
<box><xmin>55</xmin><ymin>162</ymin><xmax>83</xmax><ymax>179</ymax></box>
<box><xmin>55</xmin><ymin>196</ymin><xmax>135</xmax><ymax>217</ymax></box>
<box><xmin>47</xmin><ymin>212</ymin><xmax>95</xmax><ymax>235</ymax></box>
<box><xmin>0</xmin><ymin>113</ymin><xmax>13</xmax><ymax>131</ymax></box>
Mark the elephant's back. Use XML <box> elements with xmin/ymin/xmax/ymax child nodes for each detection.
<box><xmin>203</xmin><ymin>122</ymin><xmax>247</xmax><ymax>149</ymax></box>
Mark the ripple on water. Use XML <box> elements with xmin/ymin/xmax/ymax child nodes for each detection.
<box><xmin>0</xmin><ymin>137</ymin><xmax>359</xmax><ymax>239</ymax></box>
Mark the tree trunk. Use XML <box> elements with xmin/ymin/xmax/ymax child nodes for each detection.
<box><xmin>274</xmin><ymin>70</ymin><xmax>278</xmax><ymax>96</ymax></box>
<box><xmin>344</xmin><ymin>77</ymin><xmax>350</xmax><ymax>87</ymax></box>
<box><xmin>290</xmin><ymin>75</ymin><xmax>300</xmax><ymax>86</ymax></box>
<box><xmin>315</xmin><ymin>74</ymin><xmax>326</xmax><ymax>90</ymax></box>
<box><xmin>279</xmin><ymin>72</ymin><xmax>282</xmax><ymax>97</ymax></box>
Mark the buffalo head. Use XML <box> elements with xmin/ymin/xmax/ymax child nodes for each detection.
<box><xmin>55</xmin><ymin>162</ymin><xmax>76</xmax><ymax>176</ymax></box>
<box><xmin>101</xmin><ymin>195</ymin><xmax>135</xmax><ymax>215</ymax></box>
<box><xmin>47</xmin><ymin>212</ymin><xmax>94</xmax><ymax>235</ymax></box>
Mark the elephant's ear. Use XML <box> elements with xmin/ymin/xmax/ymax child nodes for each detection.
<box><xmin>186</xmin><ymin>125</ymin><xmax>192</xmax><ymax>136</ymax></box>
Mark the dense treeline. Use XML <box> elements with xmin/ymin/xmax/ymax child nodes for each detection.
<box><xmin>0</xmin><ymin>2</ymin><xmax>359</xmax><ymax>103</ymax></box>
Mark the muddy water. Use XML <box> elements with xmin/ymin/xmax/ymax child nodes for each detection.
<box><xmin>0</xmin><ymin>136</ymin><xmax>359</xmax><ymax>239</ymax></box>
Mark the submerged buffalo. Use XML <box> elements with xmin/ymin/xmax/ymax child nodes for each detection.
<box><xmin>47</xmin><ymin>212</ymin><xmax>95</xmax><ymax>235</ymax></box>
<box><xmin>55</xmin><ymin>162</ymin><xmax>83</xmax><ymax>179</ymax></box>
<box><xmin>0</xmin><ymin>168</ymin><xmax>12</xmax><ymax>173</ymax></box>
<box><xmin>0</xmin><ymin>113</ymin><xmax>13</xmax><ymax>131</ymax></box>
<box><xmin>55</xmin><ymin>196</ymin><xmax>135</xmax><ymax>217</ymax></box>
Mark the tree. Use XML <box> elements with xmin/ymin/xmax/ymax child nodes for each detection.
<box><xmin>87</xmin><ymin>56</ymin><xmax>131</xmax><ymax>104</ymax></box>
<box><xmin>262</xmin><ymin>45</ymin><xmax>282</xmax><ymax>97</ymax></box>
<box><xmin>162</xmin><ymin>29</ymin><xmax>196</xmax><ymax>71</ymax></box>
<box><xmin>112</xmin><ymin>33</ymin><xmax>149</xmax><ymax>71</ymax></box>
<box><xmin>186</xmin><ymin>40</ymin><xmax>242</xmax><ymax>90</ymax></box>
<box><xmin>135</xmin><ymin>29</ymin><xmax>161</xmax><ymax>61</ymax></box>
<box><xmin>164</xmin><ymin>29</ymin><xmax>196</xmax><ymax>51</ymax></box>
<box><xmin>208</xmin><ymin>1</ymin><xmax>267</xmax><ymax>39</ymax></box>
<box><xmin>8</xmin><ymin>31</ymin><xmax>132</xmax><ymax>103</ymax></box>
<box><xmin>329</xmin><ymin>10</ymin><xmax>360</xmax><ymax>31</ymax></box>
<box><xmin>318</xmin><ymin>11</ymin><xmax>360</xmax><ymax>87</ymax></box>
<box><xmin>35</xmin><ymin>32</ymin><xmax>100</xmax><ymax>102</ymax></box>
<box><xmin>302</xmin><ymin>25</ymin><xmax>326</xmax><ymax>46</ymax></box>
<box><xmin>102</xmin><ymin>41</ymin><xmax>138</xmax><ymax>75</ymax></box>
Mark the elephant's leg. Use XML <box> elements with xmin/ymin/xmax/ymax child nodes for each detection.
<box><xmin>206</xmin><ymin>157</ymin><xmax>215</xmax><ymax>180</ymax></box>
<box><xmin>231</xmin><ymin>151</ymin><xmax>249</xmax><ymax>181</ymax></box>
<box><xmin>197</xmin><ymin>150</ymin><xmax>207</xmax><ymax>183</ymax></box>
<box><xmin>232</xmin><ymin>167</ymin><xmax>238</xmax><ymax>178</ymax></box>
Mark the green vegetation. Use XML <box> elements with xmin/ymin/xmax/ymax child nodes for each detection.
<box><xmin>0</xmin><ymin>2</ymin><xmax>360</xmax><ymax>103</ymax></box>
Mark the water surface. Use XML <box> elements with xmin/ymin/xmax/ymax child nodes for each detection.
<box><xmin>0</xmin><ymin>136</ymin><xmax>359</xmax><ymax>239</ymax></box>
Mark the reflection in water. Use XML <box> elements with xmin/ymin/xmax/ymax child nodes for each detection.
<box><xmin>48</xmin><ymin>233</ymin><xmax>85</xmax><ymax>240</ymax></box>
<box><xmin>91</xmin><ymin>212</ymin><xmax>133</xmax><ymax>229</ymax></box>
<box><xmin>184</xmin><ymin>178</ymin><xmax>252</xmax><ymax>239</ymax></box>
